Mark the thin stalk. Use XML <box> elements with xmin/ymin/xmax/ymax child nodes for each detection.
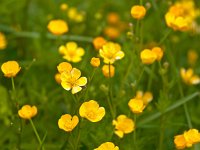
<box><xmin>159</xmin><ymin>29</ymin><xmax>172</xmax><ymax>45</ymax></box>
<box><xmin>134</xmin><ymin>114</ymin><xmax>137</xmax><ymax>149</ymax></box>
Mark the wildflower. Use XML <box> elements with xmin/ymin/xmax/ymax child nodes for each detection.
<box><xmin>0</xmin><ymin>32</ymin><xmax>7</xmax><ymax>50</ymax></box>
<box><xmin>55</xmin><ymin>73</ymin><xmax>61</xmax><ymax>84</ymax></box>
<box><xmin>135</xmin><ymin>90</ymin><xmax>153</xmax><ymax>105</ymax></box>
<box><xmin>90</xmin><ymin>57</ymin><xmax>100</xmax><ymax>67</ymax></box>
<box><xmin>58</xmin><ymin>114</ymin><xmax>79</xmax><ymax>132</ymax></box>
<box><xmin>57</xmin><ymin>62</ymin><xmax>72</xmax><ymax>73</ymax></box>
<box><xmin>99</xmin><ymin>42</ymin><xmax>124</xmax><ymax>64</ymax></box>
<box><xmin>151</xmin><ymin>47</ymin><xmax>164</xmax><ymax>61</ymax></box>
<box><xmin>79</xmin><ymin>100</ymin><xmax>105</xmax><ymax>122</ymax></box>
<box><xmin>174</xmin><ymin>135</ymin><xmax>187</xmax><ymax>149</ymax></box>
<box><xmin>18</xmin><ymin>105</ymin><xmax>37</xmax><ymax>119</ymax></box>
<box><xmin>60</xmin><ymin>3</ymin><xmax>68</xmax><ymax>11</ymax></box>
<box><xmin>59</xmin><ymin>42</ymin><xmax>85</xmax><ymax>63</ymax></box>
<box><xmin>131</xmin><ymin>5</ymin><xmax>146</xmax><ymax>20</ymax></box>
<box><xmin>47</xmin><ymin>19</ymin><xmax>68</xmax><ymax>35</ymax></box>
<box><xmin>180</xmin><ymin>68</ymin><xmax>200</xmax><ymax>85</ymax></box>
<box><xmin>67</xmin><ymin>7</ymin><xmax>85</xmax><ymax>22</ymax></box>
<box><xmin>113</xmin><ymin>115</ymin><xmax>135</xmax><ymax>138</ymax></box>
<box><xmin>140</xmin><ymin>49</ymin><xmax>157</xmax><ymax>64</ymax></box>
<box><xmin>104</xmin><ymin>27</ymin><xmax>120</xmax><ymax>39</ymax></box>
<box><xmin>187</xmin><ymin>50</ymin><xmax>198</xmax><ymax>66</ymax></box>
<box><xmin>94</xmin><ymin>142</ymin><xmax>119</xmax><ymax>150</ymax></box>
<box><xmin>93</xmin><ymin>37</ymin><xmax>107</xmax><ymax>50</ymax></box>
<box><xmin>61</xmin><ymin>68</ymin><xmax>87</xmax><ymax>94</ymax></box>
<box><xmin>102</xmin><ymin>65</ymin><xmax>115</xmax><ymax>78</ymax></box>
<box><xmin>128</xmin><ymin>98</ymin><xmax>145</xmax><ymax>114</ymax></box>
<box><xmin>107</xmin><ymin>12</ymin><xmax>120</xmax><ymax>25</ymax></box>
<box><xmin>1</xmin><ymin>61</ymin><xmax>21</xmax><ymax>78</ymax></box>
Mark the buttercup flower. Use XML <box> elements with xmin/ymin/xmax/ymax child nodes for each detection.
<box><xmin>113</xmin><ymin>115</ymin><xmax>135</xmax><ymax>138</ymax></box>
<box><xmin>58</xmin><ymin>114</ymin><xmax>79</xmax><ymax>132</ymax></box>
<box><xmin>94</xmin><ymin>142</ymin><xmax>119</xmax><ymax>150</ymax></box>
<box><xmin>61</xmin><ymin>68</ymin><xmax>87</xmax><ymax>94</ymax></box>
<box><xmin>187</xmin><ymin>50</ymin><xmax>198</xmax><ymax>66</ymax></box>
<box><xmin>107</xmin><ymin>12</ymin><xmax>120</xmax><ymax>25</ymax></box>
<box><xmin>102</xmin><ymin>65</ymin><xmax>115</xmax><ymax>78</ymax></box>
<box><xmin>57</xmin><ymin>62</ymin><xmax>72</xmax><ymax>73</ymax></box>
<box><xmin>174</xmin><ymin>134</ymin><xmax>187</xmax><ymax>149</ymax></box>
<box><xmin>67</xmin><ymin>7</ymin><xmax>85</xmax><ymax>22</ymax></box>
<box><xmin>140</xmin><ymin>49</ymin><xmax>157</xmax><ymax>64</ymax></box>
<box><xmin>90</xmin><ymin>57</ymin><xmax>100</xmax><ymax>67</ymax></box>
<box><xmin>60</xmin><ymin>3</ymin><xmax>68</xmax><ymax>11</ymax></box>
<box><xmin>131</xmin><ymin>5</ymin><xmax>146</xmax><ymax>20</ymax></box>
<box><xmin>135</xmin><ymin>91</ymin><xmax>153</xmax><ymax>105</ymax></box>
<box><xmin>59</xmin><ymin>42</ymin><xmax>85</xmax><ymax>63</ymax></box>
<box><xmin>47</xmin><ymin>19</ymin><xmax>68</xmax><ymax>35</ymax></box>
<box><xmin>104</xmin><ymin>27</ymin><xmax>120</xmax><ymax>39</ymax></box>
<box><xmin>128</xmin><ymin>98</ymin><xmax>145</xmax><ymax>114</ymax></box>
<box><xmin>0</xmin><ymin>32</ymin><xmax>7</xmax><ymax>50</ymax></box>
<box><xmin>180</xmin><ymin>68</ymin><xmax>200</xmax><ymax>85</ymax></box>
<box><xmin>93</xmin><ymin>36</ymin><xmax>107</xmax><ymax>50</ymax></box>
<box><xmin>99</xmin><ymin>42</ymin><xmax>124</xmax><ymax>64</ymax></box>
<box><xmin>151</xmin><ymin>47</ymin><xmax>164</xmax><ymax>61</ymax></box>
<box><xmin>1</xmin><ymin>61</ymin><xmax>21</xmax><ymax>78</ymax></box>
<box><xmin>18</xmin><ymin>105</ymin><xmax>37</xmax><ymax>119</ymax></box>
<box><xmin>79</xmin><ymin>100</ymin><xmax>105</xmax><ymax>122</ymax></box>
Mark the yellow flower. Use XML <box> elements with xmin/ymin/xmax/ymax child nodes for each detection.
<box><xmin>107</xmin><ymin>12</ymin><xmax>120</xmax><ymax>25</ymax></box>
<box><xmin>0</xmin><ymin>32</ymin><xmax>7</xmax><ymax>50</ymax></box>
<box><xmin>67</xmin><ymin>7</ymin><xmax>85</xmax><ymax>22</ymax></box>
<box><xmin>104</xmin><ymin>27</ymin><xmax>120</xmax><ymax>39</ymax></box>
<box><xmin>90</xmin><ymin>57</ymin><xmax>100</xmax><ymax>67</ymax></box>
<box><xmin>174</xmin><ymin>134</ymin><xmax>187</xmax><ymax>149</ymax></box>
<box><xmin>57</xmin><ymin>62</ymin><xmax>72</xmax><ymax>73</ymax></box>
<box><xmin>140</xmin><ymin>49</ymin><xmax>157</xmax><ymax>64</ymax></box>
<box><xmin>59</xmin><ymin>42</ymin><xmax>85</xmax><ymax>63</ymax></box>
<box><xmin>187</xmin><ymin>50</ymin><xmax>198</xmax><ymax>66</ymax></box>
<box><xmin>18</xmin><ymin>105</ymin><xmax>37</xmax><ymax>119</ymax></box>
<box><xmin>180</xmin><ymin>68</ymin><xmax>200</xmax><ymax>85</ymax></box>
<box><xmin>60</xmin><ymin>3</ymin><xmax>68</xmax><ymax>11</ymax></box>
<box><xmin>93</xmin><ymin>36</ymin><xmax>107</xmax><ymax>50</ymax></box>
<box><xmin>113</xmin><ymin>115</ymin><xmax>135</xmax><ymax>138</ymax></box>
<box><xmin>183</xmin><ymin>129</ymin><xmax>200</xmax><ymax>147</ymax></box>
<box><xmin>131</xmin><ymin>5</ymin><xmax>146</xmax><ymax>20</ymax></box>
<box><xmin>55</xmin><ymin>73</ymin><xmax>61</xmax><ymax>84</ymax></box>
<box><xmin>47</xmin><ymin>19</ymin><xmax>68</xmax><ymax>35</ymax></box>
<box><xmin>94</xmin><ymin>142</ymin><xmax>119</xmax><ymax>150</ymax></box>
<box><xmin>128</xmin><ymin>98</ymin><xmax>145</xmax><ymax>114</ymax></box>
<box><xmin>99</xmin><ymin>42</ymin><xmax>124</xmax><ymax>64</ymax></box>
<box><xmin>1</xmin><ymin>61</ymin><xmax>21</xmax><ymax>78</ymax></box>
<box><xmin>61</xmin><ymin>68</ymin><xmax>87</xmax><ymax>94</ymax></box>
<box><xmin>58</xmin><ymin>114</ymin><xmax>79</xmax><ymax>132</ymax></box>
<box><xmin>151</xmin><ymin>47</ymin><xmax>164</xmax><ymax>61</ymax></box>
<box><xmin>79</xmin><ymin>100</ymin><xmax>105</xmax><ymax>122</ymax></box>
<box><xmin>102</xmin><ymin>65</ymin><xmax>115</xmax><ymax>78</ymax></box>
<box><xmin>135</xmin><ymin>90</ymin><xmax>153</xmax><ymax>105</ymax></box>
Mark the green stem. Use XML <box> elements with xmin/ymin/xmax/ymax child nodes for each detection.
<box><xmin>159</xmin><ymin>29</ymin><xmax>172</xmax><ymax>45</ymax></box>
<box><xmin>29</xmin><ymin>119</ymin><xmax>45</xmax><ymax>150</ymax></box>
<box><xmin>134</xmin><ymin>114</ymin><xmax>137</xmax><ymax>149</ymax></box>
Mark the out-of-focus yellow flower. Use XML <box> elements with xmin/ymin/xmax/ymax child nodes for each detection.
<box><xmin>180</xmin><ymin>68</ymin><xmax>200</xmax><ymax>85</ymax></box>
<box><xmin>131</xmin><ymin>5</ymin><xmax>146</xmax><ymax>20</ymax></box>
<box><xmin>113</xmin><ymin>115</ymin><xmax>135</xmax><ymax>138</ymax></box>
<box><xmin>94</xmin><ymin>142</ymin><xmax>119</xmax><ymax>150</ymax></box>
<box><xmin>151</xmin><ymin>47</ymin><xmax>164</xmax><ymax>61</ymax></box>
<box><xmin>128</xmin><ymin>98</ymin><xmax>145</xmax><ymax>114</ymax></box>
<box><xmin>61</xmin><ymin>68</ymin><xmax>87</xmax><ymax>94</ymax></box>
<box><xmin>60</xmin><ymin>3</ymin><xmax>68</xmax><ymax>11</ymax></box>
<box><xmin>174</xmin><ymin>134</ymin><xmax>187</xmax><ymax>149</ymax></box>
<box><xmin>47</xmin><ymin>19</ymin><xmax>68</xmax><ymax>35</ymax></box>
<box><xmin>18</xmin><ymin>105</ymin><xmax>37</xmax><ymax>119</ymax></box>
<box><xmin>104</xmin><ymin>27</ymin><xmax>120</xmax><ymax>39</ymax></box>
<box><xmin>55</xmin><ymin>73</ymin><xmax>61</xmax><ymax>84</ymax></box>
<box><xmin>57</xmin><ymin>62</ymin><xmax>72</xmax><ymax>73</ymax></box>
<box><xmin>0</xmin><ymin>32</ymin><xmax>7</xmax><ymax>50</ymax></box>
<box><xmin>93</xmin><ymin>36</ymin><xmax>107</xmax><ymax>50</ymax></box>
<box><xmin>99</xmin><ymin>42</ymin><xmax>124</xmax><ymax>64</ymax></box>
<box><xmin>58</xmin><ymin>114</ymin><xmax>79</xmax><ymax>132</ymax></box>
<box><xmin>140</xmin><ymin>49</ymin><xmax>157</xmax><ymax>64</ymax></box>
<box><xmin>90</xmin><ymin>57</ymin><xmax>100</xmax><ymax>67</ymax></box>
<box><xmin>67</xmin><ymin>7</ymin><xmax>85</xmax><ymax>22</ymax></box>
<box><xmin>107</xmin><ymin>12</ymin><xmax>120</xmax><ymax>25</ymax></box>
<box><xmin>79</xmin><ymin>100</ymin><xmax>105</xmax><ymax>122</ymax></box>
<box><xmin>187</xmin><ymin>50</ymin><xmax>198</xmax><ymax>66</ymax></box>
<box><xmin>1</xmin><ymin>61</ymin><xmax>21</xmax><ymax>78</ymax></box>
<box><xmin>135</xmin><ymin>90</ymin><xmax>153</xmax><ymax>105</ymax></box>
<box><xmin>102</xmin><ymin>65</ymin><xmax>115</xmax><ymax>78</ymax></box>
<box><xmin>59</xmin><ymin>42</ymin><xmax>85</xmax><ymax>63</ymax></box>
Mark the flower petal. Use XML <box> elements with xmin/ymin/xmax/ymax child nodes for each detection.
<box><xmin>61</xmin><ymin>82</ymin><xmax>71</xmax><ymax>91</ymax></box>
<box><xmin>76</xmin><ymin>77</ymin><xmax>87</xmax><ymax>86</ymax></box>
<box><xmin>72</xmin><ymin>86</ymin><xmax>82</xmax><ymax>94</ymax></box>
<box><xmin>66</xmin><ymin>42</ymin><xmax>77</xmax><ymax>50</ymax></box>
<box><xmin>71</xmin><ymin>68</ymin><xmax>81</xmax><ymax>79</ymax></box>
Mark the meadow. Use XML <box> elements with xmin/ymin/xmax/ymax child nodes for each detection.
<box><xmin>0</xmin><ymin>0</ymin><xmax>200</xmax><ymax>149</ymax></box>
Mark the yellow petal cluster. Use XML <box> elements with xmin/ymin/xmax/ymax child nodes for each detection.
<box><xmin>180</xmin><ymin>68</ymin><xmax>200</xmax><ymax>85</ymax></box>
<box><xmin>113</xmin><ymin>115</ymin><xmax>135</xmax><ymax>138</ymax></box>
<box><xmin>1</xmin><ymin>61</ymin><xmax>21</xmax><ymax>78</ymax></box>
<box><xmin>165</xmin><ymin>0</ymin><xmax>199</xmax><ymax>31</ymax></box>
<box><xmin>0</xmin><ymin>32</ymin><xmax>7</xmax><ymax>50</ymax></box>
<box><xmin>93</xmin><ymin>36</ymin><xmax>107</xmax><ymax>50</ymax></box>
<box><xmin>59</xmin><ymin>42</ymin><xmax>85</xmax><ymax>63</ymax></box>
<box><xmin>90</xmin><ymin>57</ymin><xmax>100</xmax><ymax>68</ymax></box>
<box><xmin>102</xmin><ymin>64</ymin><xmax>115</xmax><ymax>78</ymax></box>
<box><xmin>99</xmin><ymin>42</ymin><xmax>124</xmax><ymax>64</ymax></box>
<box><xmin>174</xmin><ymin>129</ymin><xmax>200</xmax><ymax>149</ymax></box>
<box><xmin>18</xmin><ymin>105</ymin><xmax>37</xmax><ymax>119</ymax></box>
<box><xmin>94</xmin><ymin>142</ymin><xmax>119</xmax><ymax>150</ymax></box>
<box><xmin>79</xmin><ymin>100</ymin><xmax>105</xmax><ymax>122</ymax></box>
<box><xmin>131</xmin><ymin>5</ymin><xmax>146</xmax><ymax>20</ymax></box>
<box><xmin>47</xmin><ymin>19</ymin><xmax>68</xmax><ymax>35</ymax></box>
<box><xmin>58</xmin><ymin>114</ymin><xmax>79</xmax><ymax>132</ymax></box>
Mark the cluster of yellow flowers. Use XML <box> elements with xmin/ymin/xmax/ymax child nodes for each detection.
<box><xmin>174</xmin><ymin>129</ymin><xmax>200</xmax><ymax>149</ymax></box>
<box><xmin>0</xmin><ymin>32</ymin><xmax>7</xmax><ymax>50</ymax></box>
<box><xmin>165</xmin><ymin>0</ymin><xmax>199</xmax><ymax>31</ymax></box>
<box><xmin>140</xmin><ymin>47</ymin><xmax>163</xmax><ymax>64</ymax></box>
<box><xmin>180</xmin><ymin>68</ymin><xmax>200</xmax><ymax>85</ymax></box>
